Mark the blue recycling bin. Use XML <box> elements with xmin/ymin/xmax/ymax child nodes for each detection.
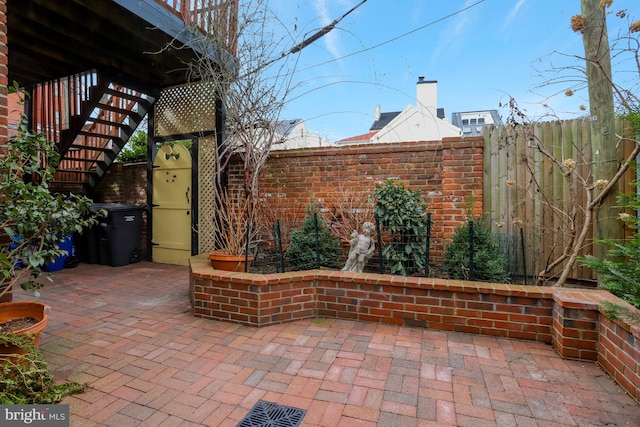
<box><xmin>43</xmin><ymin>234</ymin><xmax>73</xmax><ymax>272</ymax></box>
<box><xmin>10</xmin><ymin>234</ymin><xmax>73</xmax><ymax>272</ymax></box>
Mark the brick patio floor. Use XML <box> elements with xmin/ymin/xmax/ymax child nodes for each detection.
<box><xmin>14</xmin><ymin>261</ymin><xmax>640</xmax><ymax>426</ymax></box>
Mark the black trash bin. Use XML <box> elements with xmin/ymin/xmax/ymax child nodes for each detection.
<box><xmin>82</xmin><ymin>223</ymin><xmax>101</xmax><ymax>264</ymax></box>
<box><xmin>89</xmin><ymin>203</ymin><xmax>145</xmax><ymax>267</ymax></box>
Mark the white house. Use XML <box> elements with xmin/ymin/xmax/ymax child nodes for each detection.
<box><xmin>336</xmin><ymin>77</ymin><xmax>462</xmax><ymax>145</ymax></box>
<box><xmin>271</xmin><ymin>119</ymin><xmax>333</xmax><ymax>150</ymax></box>
<box><xmin>451</xmin><ymin>110</ymin><xmax>503</xmax><ymax>136</ymax></box>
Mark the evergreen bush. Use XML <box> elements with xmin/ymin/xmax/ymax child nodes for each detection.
<box><xmin>286</xmin><ymin>204</ymin><xmax>340</xmax><ymax>270</ymax></box>
<box><xmin>580</xmin><ymin>171</ymin><xmax>640</xmax><ymax>310</ymax></box>
<box><xmin>444</xmin><ymin>210</ymin><xmax>510</xmax><ymax>283</ymax></box>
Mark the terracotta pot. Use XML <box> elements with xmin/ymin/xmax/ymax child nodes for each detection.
<box><xmin>0</xmin><ymin>302</ymin><xmax>50</xmax><ymax>358</ymax></box>
<box><xmin>208</xmin><ymin>251</ymin><xmax>255</xmax><ymax>272</ymax></box>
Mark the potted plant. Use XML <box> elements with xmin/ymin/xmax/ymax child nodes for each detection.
<box><xmin>1</xmin><ymin>83</ymin><xmax>100</xmax><ymax>352</ymax></box>
<box><xmin>208</xmin><ymin>188</ymin><xmax>259</xmax><ymax>272</ymax></box>
<box><xmin>0</xmin><ymin>332</ymin><xmax>88</xmax><ymax>403</ymax></box>
<box><xmin>181</xmin><ymin>1</ymin><xmax>301</xmax><ymax>271</ymax></box>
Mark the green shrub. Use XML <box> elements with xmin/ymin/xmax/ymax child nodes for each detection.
<box><xmin>371</xmin><ymin>180</ymin><xmax>429</xmax><ymax>276</ymax></box>
<box><xmin>286</xmin><ymin>204</ymin><xmax>340</xmax><ymax>270</ymax></box>
<box><xmin>444</xmin><ymin>215</ymin><xmax>510</xmax><ymax>283</ymax></box>
<box><xmin>116</xmin><ymin>129</ymin><xmax>148</xmax><ymax>162</ymax></box>
<box><xmin>1</xmin><ymin>84</ymin><xmax>100</xmax><ymax>298</ymax></box>
<box><xmin>116</xmin><ymin>130</ymin><xmax>192</xmax><ymax>163</ymax></box>
<box><xmin>580</xmin><ymin>172</ymin><xmax>640</xmax><ymax>309</ymax></box>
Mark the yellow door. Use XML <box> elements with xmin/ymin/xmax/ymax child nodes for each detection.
<box><xmin>152</xmin><ymin>144</ymin><xmax>192</xmax><ymax>265</ymax></box>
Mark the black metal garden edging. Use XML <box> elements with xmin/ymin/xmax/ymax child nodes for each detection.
<box><xmin>425</xmin><ymin>212</ymin><xmax>432</xmax><ymax>277</ymax></box>
<box><xmin>374</xmin><ymin>213</ymin><xmax>384</xmax><ymax>274</ymax></box>
<box><xmin>468</xmin><ymin>220</ymin><xmax>475</xmax><ymax>281</ymax></box>
<box><xmin>313</xmin><ymin>212</ymin><xmax>321</xmax><ymax>269</ymax></box>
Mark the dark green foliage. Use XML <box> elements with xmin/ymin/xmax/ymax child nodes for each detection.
<box><xmin>116</xmin><ymin>130</ymin><xmax>192</xmax><ymax>163</ymax></box>
<box><xmin>600</xmin><ymin>300</ymin><xmax>640</xmax><ymax>325</ymax></box>
<box><xmin>371</xmin><ymin>180</ymin><xmax>429</xmax><ymax>276</ymax></box>
<box><xmin>444</xmin><ymin>217</ymin><xmax>510</xmax><ymax>283</ymax></box>
<box><xmin>116</xmin><ymin>129</ymin><xmax>148</xmax><ymax>162</ymax></box>
<box><xmin>286</xmin><ymin>205</ymin><xmax>340</xmax><ymax>270</ymax></box>
<box><xmin>0</xmin><ymin>334</ymin><xmax>88</xmax><ymax>404</ymax></box>
<box><xmin>1</xmin><ymin>84</ymin><xmax>101</xmax><ymax>298</ymax></box>
<box><xmin>580</xmin><ymin>171</ymin><xmax>640</xmax><ymax>310</ymax></box>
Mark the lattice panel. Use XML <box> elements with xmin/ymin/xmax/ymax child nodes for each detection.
<box><xmin>155</xmin><ymin>82</ymin><xmax>216</xmax><ymax>136</ymax></box>
<box><xmin>198</xmin><ymin>135</ymin><xmax>217</xmax><ymax>253</ymax></box>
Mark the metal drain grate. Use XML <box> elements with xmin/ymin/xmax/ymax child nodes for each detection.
<box><xmin>237</xmin><ymin>400</ymin><xmax>306</xmax><ymax>427</ymax></box>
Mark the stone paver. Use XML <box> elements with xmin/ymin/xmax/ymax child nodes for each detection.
<box><xmin>16</xmin><ymin>262</ymin><xmax>640</xmax><ymax>426</ymax></box>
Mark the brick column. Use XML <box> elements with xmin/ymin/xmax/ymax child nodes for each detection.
<box><xmin>440</xmin><ymin>136</ymin><xmax>484</xmax><ymax>234</ymax></box>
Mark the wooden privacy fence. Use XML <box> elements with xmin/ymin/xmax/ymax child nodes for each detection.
<box><xmin>483</xmin><ymin>118</ymin><xmax>635</xmax><ymax>284</ymax></box>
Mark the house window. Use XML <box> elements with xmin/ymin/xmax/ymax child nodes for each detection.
<box><xmin>462</xmin><ymin>119</ymin><xmax>469</xmax><ymax>125</ymax></box>
<box><xmin>478</xmin><ymin>118</ymin><xmax>485</xmax><ymax>124</ymax></box>
<box><xmin>470</xmin><ymin>118</ymin><xmax>477</xmax><ymax>124</ymax></box>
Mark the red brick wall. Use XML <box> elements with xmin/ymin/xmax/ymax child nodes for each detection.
<box><xmin>599</xmin><ymin>316</ymin><xmax>640</xmax><ymax>401</ymax></box>
<box><xmin>98</xmin><ymin>137</ymin><xmax>484</xmax><ymax>263</ymax></box>
<box><xmin>553</xmin><ymin>303</ymin><xmax>600</xmax><ymax>360</ymax></box>
<box><xmin>94</xmin><ymin>162</ymin><xmax>148</xmax><ymax>253</ymax></box>
<box><xmin>95</xmin><ymin>162</ymin><xmax>147</xmax><ymax>205</ymax></box>
<box><xmin>230</xmin><ymin>136</ymin><xmax>484</xmax><ymax>261</ymax></box>
<box><xmin>0</xmin><ymin>0</ymin><xmax>8</xmax><ymax>145</ymax></box>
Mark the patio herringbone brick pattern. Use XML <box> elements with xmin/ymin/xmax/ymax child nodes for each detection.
<box><xmin>15</xmin><ymin>262</ymin><xmax>640</xmax><ymax>426</ymax></box>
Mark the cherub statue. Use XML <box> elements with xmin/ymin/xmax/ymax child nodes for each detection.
<box><xmin>342</xmin><ymin>222</ymin><xmax>376</xmax><ymax>273</ymax></box>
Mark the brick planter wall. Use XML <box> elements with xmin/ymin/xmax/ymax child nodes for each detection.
<box><xmin>190</xmin><ymin>255</ymin><xmax>640</xmax><ymax>401</ymax></box>
<box><xmin>599</xmin><ymin>316</ymin><xmax>640</xmax><ymax>401</ymax></box>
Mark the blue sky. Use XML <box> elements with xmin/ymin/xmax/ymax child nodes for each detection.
<box><xmin>266</xmin><ymin>0</ymin><xmax>638</xmax><ymax>142</ymax></box>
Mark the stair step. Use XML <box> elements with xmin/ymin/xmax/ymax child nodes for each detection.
<box><xmin>70</xmin><ymin>143</ymin><xmax>113</xmax><ymax>152</ymax></box>
<box><xmin>77</xmin><ymin>130</ymin><xmax>117</xmax><ymax>139</ymax></box>
<box><xmin>97</xmin><ymin>103</ymin><xmax>138</xmax><ymax>116</ymax></box>
<box><xmin>104</xmin><ymin>88</ymin><xmax>149</xmax><ymax>105</ymax></box>
<box><xmin>55</xmin><ymin>169</ymin><xmax>93</xmax><ymax>174</ymax></box>
<box><xmin>85</xmin><ymin>117</ymin><xmax>129</xmax><ymax>128</ymax></box>
<box><xmin>59</xmin><ymin>158</ymin><xmax>104</xmax><ymax>163</ymax></box>
<box><xmin>51</xmin><ymin>180</ymin><xmax>88</xmax><ymax>185</ymax></box>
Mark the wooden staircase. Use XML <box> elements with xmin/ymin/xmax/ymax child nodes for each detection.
<box><xmin>30</xmin><ymin>70</ymin><xmax>157</xmax><ymax>194</ymax></box>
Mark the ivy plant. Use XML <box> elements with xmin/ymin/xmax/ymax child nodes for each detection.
<box><xmin>371</xmin><ymin>180</ymin><xmax>429</xmax><ymax>276</ymax></box>
<box><xmin>0</xmin><ymin>83</ymin><xmax>101</xmax><ymax>299</ymax></box>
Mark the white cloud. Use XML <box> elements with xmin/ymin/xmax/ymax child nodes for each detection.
<box><xmin>429</xmin><ymin>0</ymin><xmax>476</xmax><ymax>64</ymax></box>
<box><xmin>503</xmin><ymin>0</ymin><xmax>526</xmax><ymax>30</ymax></box>
<box><xmin>312</xmin><ymin>0</ymin><xmax>342</xmax><ymax>60</ymax></box>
